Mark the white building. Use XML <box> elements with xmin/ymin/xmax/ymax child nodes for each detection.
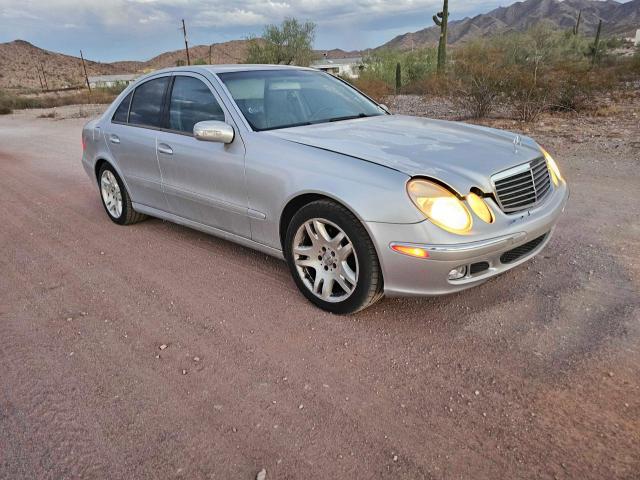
<box><xmin>636</xmin><ymin>29</ymin><xmax>640</xmax><ymax>47</ymax></box>
<box><xmin>310</xmin><ymin>57</ymin><xmax>363</xmax><ymax>78</ymax></box>
<box><xmin>88</xmin><ymin>74</ymin><xmax>139</xmax><ymax>89</ymax></box>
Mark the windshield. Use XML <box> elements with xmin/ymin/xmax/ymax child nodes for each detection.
<box><xmin>217</xmin><ymin>69</ymin><xmax>386</xmax><ymax>131</ymax></box>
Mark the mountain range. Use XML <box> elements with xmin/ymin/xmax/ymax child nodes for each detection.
<box><xmin>1</xmin><ymin>0</ymin><xmax>638</xmax><ymax>90</ymax></box>
<box><xmin>383</xmin><ymin>0</ymin><xmax>640</xmax><ymax>50</ymax></box>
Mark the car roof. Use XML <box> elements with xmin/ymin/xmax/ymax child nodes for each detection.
<box><xmin>149</xmin><ymin>64</ymin><xmax>315</xmax><ymax>76</ymax></box>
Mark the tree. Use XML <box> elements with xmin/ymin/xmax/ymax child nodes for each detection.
<box><xmin>246</xmin><ymin>17</ymin><xmax>316</xmax><ymax>66</ymax></box>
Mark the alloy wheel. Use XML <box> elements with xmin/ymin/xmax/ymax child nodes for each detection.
<box><xmin>100</xmin><ymin>170</ymin><xmax>123</xmax><ymax>219</ymax></box>
<box><xmin>292</xmin><ymin>218</ymin><xmax>359</xmax><ymax>303</ymax></box>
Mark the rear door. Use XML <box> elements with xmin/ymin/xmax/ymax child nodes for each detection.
<box><xmin>105</xmin><ymin>75</ymin><xmax>170</xmax><ymax>209</ymax></box>
<box><xmin>155</xmin><ymin>73</ymin><xmax>250</xmax><ymax>237</ymax></box>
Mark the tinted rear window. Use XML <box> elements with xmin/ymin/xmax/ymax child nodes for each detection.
<box><xmin>112</xmin><ymin>92</ymin><xmax>132</xmax><ymax>123</ymax></box>
<box><xmin>129</xmin><ymin>77</ymin><xmax>170</xmax><ymax>128</ymax></box>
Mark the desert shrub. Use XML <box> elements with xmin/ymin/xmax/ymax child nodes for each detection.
<box><xmin>359</xmin><ymin>48</ymin><xmax>437</xmax><ymax>92</ymax></box>
<box><xmin>408</xmin><ymin>73</ymin><xmax>451</xmax><ymax>96</ymax></box>
<box><xmin>450</xmin><ymin>40</ymin><xmax>507</xmax><ymax>118</ymax></box>
<box><xmin>348</xmin><ymin>78</ymin><xmax>392</xmax><ymax>102</ymax></box>
<box><xmin>505</xmin><ymin>68</ymin><xmax>550</xmax><ymax>122</ymax></box>
<box><xmin>549</xmin><ymin>63</ymin><xmax>616</xmax><ymax>112</ymax></box>
<box><xmin>0</xmin><ymin>105</ymin><xmax>12</xmax><ymax>115</ymax></box>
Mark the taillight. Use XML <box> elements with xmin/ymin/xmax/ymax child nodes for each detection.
<box><xmin>82</xmin><ymin>135</ymin><xmax>86</xmax><ymax>151</ymax></box>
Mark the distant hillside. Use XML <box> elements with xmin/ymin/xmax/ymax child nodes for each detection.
<box><xmin>381</xmin><ymin>0</ymin><xmax>640</xmax><ymax>50</ymax></box>
<box><xmin>0</xmin><ymin>39</ymin><xmax>367</xmax><ymax>91</ymax></box>
<box><xmin>0</xmin><ymin>40</ymin><xmax>129</xmax><ymax>90</ymax></box>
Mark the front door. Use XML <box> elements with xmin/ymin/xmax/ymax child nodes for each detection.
<box><xmin>155</xmin><ymin>74</ymin><xmax>250</xmax><ymax>238</ymax></box>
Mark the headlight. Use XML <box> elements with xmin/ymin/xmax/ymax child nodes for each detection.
<box><xmin>407</xmin><ymin>179</ymin><xmax>472</xmax><ymax>234</ymax></box>
<box><xmin>466</xmin><ymin>192</ymin><xmax>494</xmax><ymax>224</ymax></box>
<box><xmin>541</xmin><ymin>147</ymin><xmax>563</xmax><ymax>186</ymax></box>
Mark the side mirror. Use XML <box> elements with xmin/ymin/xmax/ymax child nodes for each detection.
<box><xmin>379</xmin><ymin>104</ymin><xmax>390</xmax><ymax>113</ymax></box>
<box><xmin>193</xmin><ymin>120</ymin><xmax>234</xmax><ymax>144</ymax></box>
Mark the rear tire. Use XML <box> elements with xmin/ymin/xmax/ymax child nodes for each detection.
<box><xmin>285</xmin><ymin>200</ymin><xmax>383</xmax><ymax>314</ymax></box>
<box><xmin>98</xmin><ymin>163</ymin><xmax>147</xmax><ymax>225</ymax></box>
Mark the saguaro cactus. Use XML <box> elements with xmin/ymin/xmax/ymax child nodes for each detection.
<box><xmin>433</xmin><ymin>0</ymin><xmax>449</xmax><ymax>74</ymax></box>
<box><xmin>395</xmin><ymin>63</ymin><xmax>402</xmax><ymax>93</ymax></box>
<box><xmin>573</xmin><ymin>10</ymin><xmax>582</xmax><ymax>35</ymax></box>
<box><xmin>591</xmin><ymin>19</ymin><xmax>602</xmax><ymax>65</ymax></box>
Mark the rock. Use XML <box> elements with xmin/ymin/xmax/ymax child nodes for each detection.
<box><xmin>159</xmin><ymin>344</ymin><xmax>168</xmax><ymax>350</ymax></box>
<box><xmin>298</xmin><ymin>404</ymin><xmax>304</xmax><ymax>409</ymax></box>
<box><xmin>474</xmin><ymin>390</ymin><xmax>480</xmax><ymax>396</ymax></box>
<box><xmin>182</xmin><ymin>369</ymin><xmax>187</xmax><ymax>375</ymax></box>
<box><xmin>393</xmin><ymin>455</ymin><xmax>398</xmax><ymax>462</ymax></box>
<box><xmin>193</xmin><ymin>356</ymin><xmax>200</xmax><ymax>362</ymax></box>
<box><xmin>256</xmin><ymin>468</ymin><xmax>267</xmax><ymax>480</ymax></box>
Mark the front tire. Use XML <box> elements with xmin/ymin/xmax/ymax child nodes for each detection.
<box><xmin>285</xmin><ymin>200</ymin><xmax>383</xmax><ymax>314</ymax></box>
<box><xmin>98</xmin><ymin>163</ymin><xmax>147</xmax><ymax>225</ymax></box>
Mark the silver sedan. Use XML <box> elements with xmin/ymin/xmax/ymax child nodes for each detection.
<box><xmin>82</xmin><ymin>65</ymin><xmax>569</xmax><ymax>313</ymax></box>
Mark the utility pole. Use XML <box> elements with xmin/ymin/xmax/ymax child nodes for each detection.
<box><xmin>181</xmin><ymin>19</ymin><xmax>191</xmax><ymax>65</ymax></box>
<box><xmin>36</xmin><ymin>69</ymin><xmax>44</xmax><ymax>91</ymax></box>
<box><xmin>209</xmin><ymin>44</ymin><xmax>212</xmax><ymax>64</ymax></box>
<box><xmin>80</xmin><ymin>50</ymin><xmax>92</xmax><ymax>94</ymax></box>
<box><xmin>40</xmin><ymin>62</ymin><xmax>49</xmax><ymax>91</ymax></box>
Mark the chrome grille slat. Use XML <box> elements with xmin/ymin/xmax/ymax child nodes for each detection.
<box><xmin>501</xmin><ymin>189</ymin><xmax>537</xmax><ymax>202</ymax></box>
<box><xmin>495</xmin><ymin>173</ymin><xmax>532</xmax><ymax>187</ymax></box>
<box><xmin>500</xmin><ymin>182</ymin><xmax>537</xmax><ymax>196</ymax></box>
<box><xmin>497</xmin><ymin>177</ymin><xmax>534</xmax><ymax>192</ymax></box>
<box><xmin>492</xmin><ymin>157</ymin><xmax>552</xmax><ymax>213</ymax></box>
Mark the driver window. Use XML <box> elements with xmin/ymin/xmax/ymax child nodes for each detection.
<box><xmin>168</xmin><ymin>76</ymin><xmax>225</xmax><ymax>134</ymax></box>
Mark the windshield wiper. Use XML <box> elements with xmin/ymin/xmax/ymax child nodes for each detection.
<box><xmin>327</xmin><ymin>113</ymin><xmax>378</xmax><ymax>123</ymax></box>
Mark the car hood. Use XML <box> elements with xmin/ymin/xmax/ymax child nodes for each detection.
<box><xmin>266</xmin><ymin>115</ymin><xmax>543</xmax><ymax>194</ymax></box>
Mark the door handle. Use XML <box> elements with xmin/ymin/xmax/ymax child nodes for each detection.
<box><xmin>109</xmin><ymin>134</ymin><xmax>120</xmax><ymax>144</ymax></box>
<box><xmin>157</xmin><ymin>143</ymin><xmax>173</xmax><ymax>155</ymax></box>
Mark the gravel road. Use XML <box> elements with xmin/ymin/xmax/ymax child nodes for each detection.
<box><xmin>1</xmin><ymin>103</ymin><xmax>639</xmax><ymax>479</ymax></box>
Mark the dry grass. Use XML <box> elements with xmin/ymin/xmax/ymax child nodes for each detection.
<box><xmin>0</xmin><ymin>86</ymin><xmax>123</xmax><ymax>113</ymax></box>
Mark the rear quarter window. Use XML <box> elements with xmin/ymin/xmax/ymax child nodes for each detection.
<box><xmin>111</xmin><ymin>92</ymin><xmax>132</xmax><ymax>123</ymax></box>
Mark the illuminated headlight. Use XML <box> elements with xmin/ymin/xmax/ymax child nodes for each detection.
<box><xmin>466</xmin><ymin>192</ymin><xmax>494</xmax><ymax>224</ymax></box>
<box><xmin>540</xmin><ymin>147</ymin><xmax>563</xmax><ymax>186</ymax></box>
<box><xmin>407</xmin><ymin>179</ymin><xmax>472</xmax><ymax>234</ymax></box>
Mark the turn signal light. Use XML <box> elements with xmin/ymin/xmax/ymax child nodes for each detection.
<box><xmin>391</xmin><ymin>244</ymin><xmax>429</xmax><ymax>259</ymax></box>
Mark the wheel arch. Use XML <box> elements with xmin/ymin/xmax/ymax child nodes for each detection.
<box><xmin>278</xmin><ymin>192</ymin><xmax>383</xmax><ymax>269</ymax></box>
<box><xmin>93</xmin><ymin>158</ymin><xmax>132</xmax><ymax>195</ymax></box>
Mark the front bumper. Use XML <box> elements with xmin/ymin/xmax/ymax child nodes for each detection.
<box><xmin>367</xmin><ymin>181</ymin><xmax>569</xmax><ymax>296</ymax></box>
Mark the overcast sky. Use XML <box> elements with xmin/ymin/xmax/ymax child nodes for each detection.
<box><xmin>0</xmin><ymin>0</ymin><xmax>628</xmax><ymax>62</ymax></box>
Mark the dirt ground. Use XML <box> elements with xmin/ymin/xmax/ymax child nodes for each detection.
<box><xmin>1</xmin><ymin>99</ymin><xmax>639</xmax><ymax>480</ymax></box>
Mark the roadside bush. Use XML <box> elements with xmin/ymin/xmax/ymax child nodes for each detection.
<box><xmin>359</xmin><ymin>48</ymin><xmax>437</xmax><ymax>92</ymax></box>
<box><xmin>550</xmin><ymin>63</ymin><xmax>615</xmax><ymax>112</ymax></box>
<box><xmin>348</xmin><ymin>77</ymin><xmax>392</xmax><ymax>102</ymax></box>
<box><xmin>506</xmin><ymin>68</ymin><xmax>550</xmax><ymax>123</ymax></box>
<box><xmin>450</xmin><ymin>40</ymin><xmax>506</xmax><ymax>118</ymax></box>
<box><xmin>407</xmin><ymin>73</ymin><xmax>451</xmax><ymax>96</ymax></box>
<box><xmin>0</xmin><ymin>105</ymin><xmax>12</xmax><ymax>115</ymax></box>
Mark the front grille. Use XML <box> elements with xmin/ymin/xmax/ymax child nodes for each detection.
<box><xmin>500</xmin><ymin>234</ymin><xmax>547</xmax><ymax>264</ymax></box>
<box><xmin>492</xmin><ymin>157</ymin><xmax>552</xmax><ymax>213</ymax></box>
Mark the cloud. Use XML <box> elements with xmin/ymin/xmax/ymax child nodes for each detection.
<box><xmin>0</xmin><ymin>0</ymin><xmax>550</xmax><ymax>60</ymax></box>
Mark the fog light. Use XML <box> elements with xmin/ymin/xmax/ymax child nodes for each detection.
<box><xmin>448</xmin><ymin>266</ymin><xmax>467</xmax><ymax>280</ymax></box>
